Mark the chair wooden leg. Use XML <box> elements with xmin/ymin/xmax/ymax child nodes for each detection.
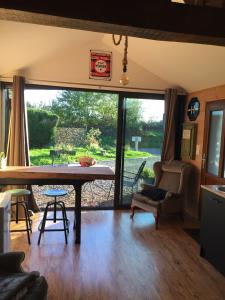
<box><xmin>154</xmin><ymin>210</ymin><xmax>159</xmax><ymax>230</ymax></box>
<box><xmin>130</xmin><ymin>206</ymin><xmax>135</xmax><ymax>219</ymax></box>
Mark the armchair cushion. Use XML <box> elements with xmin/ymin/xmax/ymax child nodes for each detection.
<box><xmin>140</xmin><ymin>187</ymin><xmax>167</xmax><ymax>201</ymax></box>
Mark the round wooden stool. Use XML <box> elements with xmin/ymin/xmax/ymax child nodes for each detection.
<box><xmin>9</xmin><ymin>188</ymin><xmax>32</xmax><ymax>244</ymax></box>
<box><xmin>38</xmin><ymin>189</ymin><xmax>69</xmax><ymax>245</ymax></box>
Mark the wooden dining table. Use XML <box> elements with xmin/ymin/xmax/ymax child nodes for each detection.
<box><xmin>0</xmin><ymin>164</ymin><xmax>115</xmax><ymax>244</ymax></box>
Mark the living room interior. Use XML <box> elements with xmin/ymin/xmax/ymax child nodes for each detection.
<box><xmin>0</xmin><ymin>1</ymin><xmax>225</xmax><ymax>300</ymax></box>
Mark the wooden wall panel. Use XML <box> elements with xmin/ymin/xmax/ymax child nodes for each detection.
<box><xmin>183</xmin><ymin>84</ymin><xmax>225</xmax><ymax>218</ymax></box>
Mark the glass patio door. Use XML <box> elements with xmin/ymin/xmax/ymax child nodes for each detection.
<box><xmin>117</xmin><ymin>95</ymin><xmax>165</xmax><ymax>207</ymax></box>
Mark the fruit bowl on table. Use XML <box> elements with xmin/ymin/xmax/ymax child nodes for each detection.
<box><xmin>78</xmin><ymin>156</ymin><xmax>96</xmax><ymax>167</ymax></box>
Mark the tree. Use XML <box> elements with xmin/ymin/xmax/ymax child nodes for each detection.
<box><xmin>51</xmin><ymin>90</ymin><xmax>142</xmax><ymax>126</ymax></box>
<box><xmin>27</xmin><ymin>108</ymin><xmax>59</xmax><ymax>148</ymax></box>
<box><xmin>50</xmin><ymin>91</ymin><xmax>117</xmax><ymax>129</ymax></box>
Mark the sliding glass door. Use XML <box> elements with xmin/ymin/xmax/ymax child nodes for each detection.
<box><xmin>4</xmin><ymin>82</ymin><xmax>165</xmax><ymax>209</ymax></box>
<box><xmin>119</xmin><ymin>95</ymin><xmax>165</xmax><ymax>206</ymax></box>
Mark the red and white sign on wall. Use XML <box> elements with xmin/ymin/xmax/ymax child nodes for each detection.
<box><xmin>90</xmin><ymin>50</ymin><xmax>112</xmax><ymax>80</ymax></box>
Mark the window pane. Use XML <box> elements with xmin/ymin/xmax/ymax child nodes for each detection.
<box><xmin>207</xmin><ymin>110</ymin><xmax>223</xmax><ymax>176</ymax></box>
<box><xmin>121</xmin><ymin>98</ymin><xmax>164</xmax><ymax>206</ymax></box>
<box><xmin>25</xmin><ymin>89</ymin><xmax>118</xmax><ymax>209</ymax></box>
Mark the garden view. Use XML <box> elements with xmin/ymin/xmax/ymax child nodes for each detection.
<box><xmin>25</xmin><ymin>90</ymin><xmax>164</xmax><ymax>208</ymax></box>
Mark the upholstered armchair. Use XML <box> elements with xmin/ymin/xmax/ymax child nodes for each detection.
<box><xmin>130</xmin><ymin>160</ymin><xmax>192</xmax><ymax>229</ymax></box>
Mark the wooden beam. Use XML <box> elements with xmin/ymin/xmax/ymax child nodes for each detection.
<box><xmin>0</xmin><ymin>1</ymin><xmax>225</xmax><ymax>46</ymax></box>
<box><xmin>184</xmin><ymin>0</ymin><xmax>225</xmax><ymax>8</ymax></box>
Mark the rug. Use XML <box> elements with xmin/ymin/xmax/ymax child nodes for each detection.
<box><xmin>183</xmin><ymin>228</ymin><xmax>200</xmax><ymax>244</ymax></box>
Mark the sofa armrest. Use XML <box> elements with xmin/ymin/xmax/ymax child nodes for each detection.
<box><xmin>0</xmin><ymin>251</ymin><xmax>25</xmax><ymax>273</ymax></box>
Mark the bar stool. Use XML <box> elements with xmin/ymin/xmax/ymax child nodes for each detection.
<box><xmin>9</xmin><ymin>189</ymin><xmax>33</xmax><ymax>244</ymax></box>
<box><xmin>38</xmin><ymin>189</ymin><xmax>69</xmax><ymax>245</ymax></box>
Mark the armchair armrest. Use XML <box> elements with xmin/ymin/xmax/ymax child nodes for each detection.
<box><xmin>0</xmin><ymin>251</ymin><xmax>25</xmax><ymax>273</ymax></box>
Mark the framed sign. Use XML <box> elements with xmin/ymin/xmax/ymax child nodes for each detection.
<box><xmin>89</xmin><ymin>50</ymin><xmax>112</xmax><ymax>80</ymax></box>
<box><xmin>181</xmin><ymin>123</ymin><xmax>198</xmax><ymax>160</ymax></box>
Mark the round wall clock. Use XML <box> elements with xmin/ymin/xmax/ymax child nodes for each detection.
<box><xmin>187</xmin><ymin>97</ymin><xmax>200</xmax><ymax>121</ymax></box>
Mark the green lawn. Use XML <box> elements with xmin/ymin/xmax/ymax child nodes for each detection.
<box><xmin>29</xmin><ymin>147</ymin><xmax>152</xmax><ymax>166</ymax></box>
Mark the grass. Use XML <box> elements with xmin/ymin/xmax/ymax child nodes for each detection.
<box><xmin>29</xmin><ymin>147</ymin><xmax>152</xmax><ymax>166</ymax></box>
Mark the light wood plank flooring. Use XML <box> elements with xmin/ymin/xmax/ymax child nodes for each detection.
<box><xmin>10</xmin><ymin>210</ymin><xmax>225</xmax><ymax>300</ymax></box>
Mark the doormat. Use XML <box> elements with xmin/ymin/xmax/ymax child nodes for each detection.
<box><xmin>183</xmin><ymin>228</ymin><xmax>200</xmax><ymax>244</ymax></box>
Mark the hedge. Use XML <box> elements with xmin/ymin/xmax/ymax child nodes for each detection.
<box><xmin>27</xmin><ymin>108</ymin><xmax>59</xmax><ymax>148</ymax></box>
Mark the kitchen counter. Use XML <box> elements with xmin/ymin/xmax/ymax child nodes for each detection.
<box><xmin>201</xmin><ymin>185</ymin><xmax>225</xmax><ymax>199</ymax></box>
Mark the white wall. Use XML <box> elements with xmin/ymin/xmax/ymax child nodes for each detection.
<box><xmin>3</xmin><ymin>39</ymin><xmax>172</xmax><ymax>93</ymax></box>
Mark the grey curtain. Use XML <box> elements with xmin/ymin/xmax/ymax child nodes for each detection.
<box><xmin>161</xmin><ymin>88</ymin><xmax>178</xmax><ymax>161</ymax></box>
<box><xmin>7</xmin><ymin>75</ymin><xmax>39</xmax><ymax>212</ymax></box>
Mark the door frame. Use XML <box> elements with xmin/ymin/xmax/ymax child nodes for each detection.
<box><xmin>202</xmin><ymin>99</ymin><xmax>225</xmax><ymax>185</ymax></box>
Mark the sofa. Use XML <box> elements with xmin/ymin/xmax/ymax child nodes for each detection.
<box><xmin>0</xmin><ymin>251</ymin><xmax>48</xmax><ymax>300</ymax></box>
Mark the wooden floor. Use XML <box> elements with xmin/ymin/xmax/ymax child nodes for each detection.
<box><xmin>10</xmin><ymin>210</ymin><xmax>225</xmax><ymax>300</ymax></box>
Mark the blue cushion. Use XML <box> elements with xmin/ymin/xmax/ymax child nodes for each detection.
<box><xmin>42</xmin><ymin>189</ymin><xmax>67</xmax><ymax>197</ymax></box>
<box><xmin>140</xmin><ymin>187</ymin><xmax>167</xmax><ymax>201</ymax></box>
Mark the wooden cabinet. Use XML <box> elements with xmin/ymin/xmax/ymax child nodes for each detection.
<box><xmin>200</xmin><ymin>189</ymin><xmax>225</xmax><ymax>275</ymax></box>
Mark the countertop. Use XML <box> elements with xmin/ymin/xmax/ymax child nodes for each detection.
<box><xmin>201</xmin><ymin>185</ymin><xmax>225</xmax><ymax>199</ymax></box>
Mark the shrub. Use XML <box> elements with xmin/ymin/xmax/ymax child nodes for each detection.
<box><xmin>86</xmin><ymin>128</ymin><xmax>101</xmax><ymax>148</ymax></box>
<box><xmin>141</xmin><ymin>167</ymin><xmax>154</xmax><ymax>179</ymax></box>
<box><xmin>27</xmin><ymin>108</ymin><xmax>59</xmax><ymax>148</ymax></box>
<box><xmin>56</xmin><ymin>128</ymin><xmax>86</xmax><ymax>147</ymax></box>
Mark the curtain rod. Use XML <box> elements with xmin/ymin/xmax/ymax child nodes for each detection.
<box><xmin>0</xmin><ymin>76</ymin><xmax>166</xmax><ymax>94</ymax></box>
<box><xmin>0</xmin><ymin>76</ymin><xmax>187</xmax><ymax>95</ymax></box>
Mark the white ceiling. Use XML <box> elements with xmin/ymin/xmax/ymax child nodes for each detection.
<box><xmin>0</xmin><ymin>20</ymin><xmax>225</xmax><ymax>93</ymax></box>
<box><xmin>0</xmin><ymin>20</ymin><xmax>103</xmax><ymax>76</ymax></box>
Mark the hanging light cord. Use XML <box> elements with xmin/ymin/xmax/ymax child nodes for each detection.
<box><xmin>122</xmin><ymin>36</ymin><xmax>128</xmax><ymax>73</ymax></box>
<box><xmin>112</xmin><ymin>34</ymin><xmax>123</xmax><ymax>46</ymax></box>
<box><xmin>112</xmin><ymin>34</ymin><xmax>128</xmax><ymax>73</ymax></box>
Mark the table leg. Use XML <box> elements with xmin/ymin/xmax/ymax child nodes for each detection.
<box><xmin>73</xmin><ymin>184</ymin><xmax>81</xmax><ymax>244</ymax></box>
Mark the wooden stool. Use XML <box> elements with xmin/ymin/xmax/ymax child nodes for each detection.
<box><xmin>38</xmin><ymin>189</ymin><xmax>69</xmax><ymax>245</ymax></box>
<box><xmin>9</xmin><ymin>189</ymin><xmax>32</xmax><ymax>244</ymax></box>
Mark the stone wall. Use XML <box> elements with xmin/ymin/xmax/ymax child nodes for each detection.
<box><xmin>56</xmin><ymin>127</ymin><xmax>87</xmax><ymax>147</ymax></box>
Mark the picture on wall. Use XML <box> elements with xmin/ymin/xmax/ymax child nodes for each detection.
<box><xmin>89</xmin><ymin>50</ymin><xmax>112</xmax><ymax>80</ymax></box>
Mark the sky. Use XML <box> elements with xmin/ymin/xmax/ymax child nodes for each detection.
<box><xmin>24</xmin><ymin>89</ymin><xmax>164</xmax><ymax>121</ymax></box>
